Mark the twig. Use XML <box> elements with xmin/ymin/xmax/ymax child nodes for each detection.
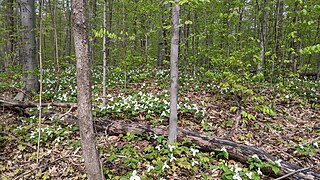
<box><xmin>58</xmin><ymin>105</ymin><xmax>75</xmax><ymax>119</ymax></box>
<box><xmin>274</xmin><ymin>165</ymin><xmax>317</xmax><ymax>180</ymax></box>
<box><xmin>302</xmin><ymin>136</ymin><xmax>320</xmax><ymax>146</ymax></box>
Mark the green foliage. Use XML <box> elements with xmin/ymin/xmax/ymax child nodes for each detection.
<box><xmin>295</xmin><ymin>142</ymin><xmax>318</xmax><ymax>156</ymax></box>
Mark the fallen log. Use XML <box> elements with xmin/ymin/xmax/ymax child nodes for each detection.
<box><xmin>94</xmin><ymin>119</ymin><xmax>320</xmax><ymax>180</ymax></box>
<box><xmin>0</xmin><ymin>98</ymin><xmax>76</xmax><ymax>108</ymax></box>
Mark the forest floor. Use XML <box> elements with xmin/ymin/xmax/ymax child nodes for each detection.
<box><xmin>0</xmin><ymin>67</ymin><xmax>319</xmax><ymax>179</ymax></box>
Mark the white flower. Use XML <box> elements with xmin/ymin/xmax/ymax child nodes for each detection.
<box><xmin>160</xmin><ymin>178</ymin><xmax>166</xmax><ymax>180</ymax></box>
<box><xmin>299</xmin><ymin>144</ymin><xmax>304</xmax><ymax>149</ymax></box>
<box><xmin>30</xmin><ymin>133</ymin><xmax>36</xmax><ymax>139</ymax></box>
<box><xmin>233</xmin><ymin>164</ymin><xmax>242</xmax><ymax>174</ymax></box>
<box><xmin>245</xmin><ymin>172</ymin><xmax>253</xmax><ymax>179</ymax></box>
<box><xmin>168</xmin><ymin>145</ymin><xmax>175</xmax><ymax>152</ymax></box>
<box><xmin>170</xmin><ymin>153</ymin><xmax>176</xmax><ymax>162</ymax></box>
<box><xmin>155</xmin><ymin>145</ymin><xmax>161</xmax><ymax>151</ymax></box>
<box><xmin>221</xmin><ymin>146</ymin><xmax>227</xmax><ymax>153</ymax></box>
<box><xmin>232</xmin><ymin>173</ymin><xmax>242</xmax><ymax>180</ymax></box>
<box><xmin>257</xmin><ymin>168</ymin><xmax>263</xmax><ymax>175</ymax></box>
<box><xmin>153</xmin><ymin>134</ymin><xmax>158</xmax><ymax>140</ymax></box>
<box><xmin>55</xmin><ymin>137</ymin><xmax>61</xmax><ymax>143</ymax></box>
<box><xmin>162</xmin><ymin>161</ymin><xmax>170</xmax><ymax>170</ymax></box>
<box><xmin>130</xmin><ymin>170</ymin><xmax>141</xmax><ymax>180</ymax></box>
<box><xmin>313</xmin><ymin>141</ymin><xmax>318</xmax><ymax>148</ymax></box>
<box><xmin>251</xmin><ymin>154</ymin><xmax>260</xmax><ymax>160</ymax></box>
<box><xmin>190</xmin><ymin>148</ymin><xmax>199</xmax><ymax>156</ymax></box>
<box><xmin>146</xmin><ymin>164</ymin><xmax>154</xmax><ymax>172</ymax></box>
<box><xmin>275</xmin><ymin>159</ymin><xmax>282</xmax><ymax>167</ymax></box>
<box><xmin>191</xmin><ymin>158</ymin><xmax>199</xmax><ymax>166</ymax></box>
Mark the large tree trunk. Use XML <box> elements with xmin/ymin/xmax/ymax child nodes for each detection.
<box><xmin>168</xmin><ymin>0</ymin><xmax>180</xmax><ymax>145</ymax></box>
<box><xmin>18</xmin><ymin>0</ymin><xmax>39</xmax><ymax>100</ymax></box>
<box><xmin>72</xmin><ymin>0</ymin><xmax>105</xmax><ymax>179</ymax></box>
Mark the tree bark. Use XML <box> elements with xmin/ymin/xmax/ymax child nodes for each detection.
<box><xmin>4</xmin><ymin>0</ymin><xmax>16</xmax><ymax>70</ymax></box>
<box><xmin>157</xmin><ymin>2</ymin><xmax>164</xmax><ymax>68</ymax></box>
<box><xmin>49</xmin><ymin>0</ymin><xmax>60</xmax><ymax>87</ymax></box>
<box><xmin>64</xmin><ymin>0</ymin><xmax>72</xmax><ymax>63</ymax></box>
<box><xmin>107</xmin><ymin>0</ymin><xmax>113</xmax><ymax>66</ymax></box>
<box><xmin>291</xmin><ymin>1</ymin><xmax>299</xmax><ymax>74</ymax></box>
<box><xmin>72</xmin><ymin>0</ymin><xmax>105</xmax><ymax>179</ymax></box>
<box><xmin>168</xmin><ymin>0</ymin><xmax>180</xmax><ymax>145</ymax></box>
<box><xmin>102</xmin><ymin>0</ymin><xmax>107</xmax><ymax>106</ymax></box>
<box><xmin>19</xmin><ymin>0</ymin><xmax>39</xmax><ymax>99</ymax></box>
<box><xmin>256</xmin><ymin>0</ymin><xmax>267</xmax><ymax>75</ymax></box>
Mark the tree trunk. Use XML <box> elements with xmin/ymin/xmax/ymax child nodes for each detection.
<box><xmin>102</xmin><ymin>0</ymin><xmax>107</xmax><ymax>106</ymax></box>
<box><xmin>49</xmin><ymin>0</ymin><xmax>60</xmax><ymax>87</ymax></box>
<box><xmin>291</xmin><ymin>1</ymin><xmax>299</xmax><ymax>74</ymax></box>
<box><xmin>168</xmin><ymin>0</ymin><xmax>180</xmax><ymax>145</ymax></box>
<box><xmin>122</xmin><ymin>0</ymin><xmax>127</xmax><ymax>89</ymax></box>
<box><xmin>256</xmin><ymin>0</ymin><xmax>267</xmax><ymax>75</ymax></box>
<box><xmin>4</xmin><ymin>0</ymin><xmax>15</xmax><ymax>71</ymax></box>
<box><xmin>107</xmin><ymin>0</ymin><xmax>113</xmax><ymax>66</ymax></box>
<box><xmin>64</xmin><ymin>0</ymin><xmax>72</xmax><ymax>63</ymax></box>
<box><xmin>72</xmin><ymin>0</ymin><xmax>105</xmax><ymax>179</ymax></box>
<box><xmin>271</xmin><ymin>0</ymin><xmax>283</xmax><ymax>83</ymax></box>
<box><xmin>157</xmin><ymin>2</ymin><xmax>164</xmax><ymax>68</ymax></box>
<box><xmin>19</xmin><ymin>0</ymin><xmax>39</xmax><ymax>99</ymax></box>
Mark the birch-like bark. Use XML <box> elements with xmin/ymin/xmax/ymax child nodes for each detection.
<box><xmin>20</xmin><ymin>0</ymin><xmax>39</xmax><ymax>98</ymax></box>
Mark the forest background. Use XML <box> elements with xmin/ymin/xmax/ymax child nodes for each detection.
<box><xmin>0</xmin><ymin>0</ymin><xmax>319</xmax><ymax>179</ymax></box>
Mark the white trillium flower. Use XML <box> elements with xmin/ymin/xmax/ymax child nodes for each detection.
<box><xmin>162</xmin><ymin>161</ymin><xmax>170</xmax><ymax>170</ymax></box>
<box><xmin>170</xmin><ymin>153</ymin><xmax>176</xmax><ymax>162</ymax></box>
<box><xmin>155</xmin><ymin>145</ymin><xmax>162</xmax><ymax>151</ymax></box>
<box><xmin>257</xmin><ymin>168</ymin><xmax>263</xmax><ymax>175</ymax></box>
<box><xmin>221</xmin><ymin>146</ymin><xmax>227</xmax><ymax>153</ymax></box>
<box><xmin>313</xmin><ymin>141</ymin><xmax>318</xmax><ymax>148</ymax></box>
<box><xmin>190</xmin><ymin>148</ymin><xmax>199</xmax><ymax>156</ymax></box>
<box><xmin>299</xmin><ymin>144</ymin><xmax>304</xmax><ymax>149</ymax></box>
<box><xmin>168</xmin><ymin>145</ymin><xmax>175</xmax><ymax>152</ymax></box>
<box><xmin>233</xmin><ymin>164</ymin><xmax>242</xmax><ymax>174</ymax></box>
<box><xmin>55</xmin><ymin>137</ymin><xmax>61</xmax><ymax>143</ymax></box>
<box><xmin>153</xmin><ymin>134</ymin><xmax>158</xmax><ymax>140</ymax></box>
<box><xmin>232</xmin><ymin>173</ymin><xmax>242</xmax><ymax>180</ymax></box>
<box><xmin>251</xmin><ymin>154</ymin><xmax>260</xmax><ymax>160</ymax></box>
<box><xmin>146</xmin><ymin>164</ymin><xmax>154</xmax><ymax>173</ymax></box>
<box><xmin>130</xmin><ymin>170</ymin><xmax>141</xmax><ymax>180</ymax></box>
<box><xmin>275</xmin><ymin>159</ymin><xmax>282</xmax><ymax>167</ymax></box>
<box><xmin>191</xmin><ymin>158</ymin><xmax>199</xmax><ymax>166</ymax></box>
<box><xmin>246</xmin><ymin>172</ymin><xmax>253</xmax><ymax>179</ymax></box>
